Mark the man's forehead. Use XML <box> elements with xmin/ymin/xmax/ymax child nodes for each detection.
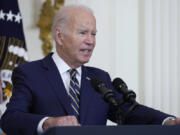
<box><xmin>69</xmin><ymin>8</ymin><xmax>94</xmax><ymax>19</ymax></box>
<box><xmin>69</xmin><ymin>11</ymin><xmax>95</xmax><ymax>23</ymax></box>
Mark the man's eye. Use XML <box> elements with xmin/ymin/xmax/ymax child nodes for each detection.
<box><xmin>92</xmin><ymin>33</ymin><xmax>96</xmax><ymax>36</ymax></box>
<box><xmin>80</xmin><ymin>31</ymin><xmax>86</xmax><ymax>35</ymax></box>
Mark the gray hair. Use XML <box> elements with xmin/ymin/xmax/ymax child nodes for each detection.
<box><xmin>51</xmin><ymin>5</ymin><xmax>94</xmax><ymax>40</ymax></box>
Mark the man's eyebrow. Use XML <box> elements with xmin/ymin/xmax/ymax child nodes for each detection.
<box><xmin>76</xmin><ymin>29</ymin><xmax>97</xmax><ymax>33</ymax></box>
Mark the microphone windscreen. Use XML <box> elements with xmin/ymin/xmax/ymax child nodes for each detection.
<box><xmin>112</xmin><ymin>78</ymin><xmax>127</xmax><ymax>89</ymax></box>
<box><xmin>90</xmin><ymin>78</ymin><xmax>104</xmax><ymax>90</ymax></box>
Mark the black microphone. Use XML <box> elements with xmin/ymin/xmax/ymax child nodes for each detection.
<box><xmin>90</xmin><ymin>78</ymin><xmax>118</xmax><ymax>106</ymax></box>
<box><xmin>112</xmin><ymin>78</ymin><xmax>136</xmax><ymax>103</ymax></box>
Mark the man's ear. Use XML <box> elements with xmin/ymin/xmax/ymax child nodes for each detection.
<box><xmin>55</xmin><ymin>28</ymin><xmax>63</xmax><ymax>46</ymax></box>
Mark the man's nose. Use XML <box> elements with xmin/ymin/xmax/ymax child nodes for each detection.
<box><xmin>85</xmin><ymin>35</ymin><xmax>95</xmax><ymax>45</ymax></box>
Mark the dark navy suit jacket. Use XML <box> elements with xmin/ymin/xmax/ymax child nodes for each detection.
<box><xmin>0</xmin><ymin>53</ymin><xmax>171</xmax><ymax>135</ymax></box>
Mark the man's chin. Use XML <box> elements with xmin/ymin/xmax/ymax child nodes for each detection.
<box><xmin>80</xmin><ymin>59</ymin><xmax>90</xmax><ymax>65</ymax></box>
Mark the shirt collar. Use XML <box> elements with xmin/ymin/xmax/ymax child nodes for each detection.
<box><xmin>52</xmin><ymin>52</ymin><xmax>82</xmax><ymax>76</ymax></box>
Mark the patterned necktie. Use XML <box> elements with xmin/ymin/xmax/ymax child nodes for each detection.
<box><xmin>69</xmin><ymin>69</ymin><xmax>80</xmax><ymax>120</ymax></box>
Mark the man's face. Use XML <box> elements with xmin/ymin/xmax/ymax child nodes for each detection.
<box><xmin>57</xmin><ymin>10</ymin><xmax>96</xmax><ymax>68</ymax></box>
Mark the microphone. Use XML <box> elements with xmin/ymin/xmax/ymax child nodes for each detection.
<box><xmin>112</xmin><ymin>78</ymin><xmax>136</xmax><ymax>103</ymax></box>
<box><xmin>90</xmin><ymin>78</ymin><xmax>118</xmax><ymax>106</ymax></box>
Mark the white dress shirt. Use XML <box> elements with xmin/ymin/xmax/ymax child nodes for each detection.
<box><xmin>52</xmin><ymin>52</ymin><xmax>81</xmax><ymax>92</ymax></box>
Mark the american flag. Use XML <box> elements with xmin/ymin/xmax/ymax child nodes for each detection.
<box><xmin>0</xmin><ymin>0</ymin><xmax>28</xmax><ymax>101</ymax></box>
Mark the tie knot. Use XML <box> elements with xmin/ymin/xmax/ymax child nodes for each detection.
<box><xmin>69</xmin><ymin>69</ymin><xmax>77</xmax><ymax>78</ymax></box>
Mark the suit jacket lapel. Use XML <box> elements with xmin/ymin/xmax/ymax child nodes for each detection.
<box><xmin>41</xmin><ymin>54</ymin><xmax>98</xmax><ymax>123</ymax></box>
<box><xmin>41</xmin><ymin>53</ymin><xmax>73</xmax><ymax>115</ymax></box>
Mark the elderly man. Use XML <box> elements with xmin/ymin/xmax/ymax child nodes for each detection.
<box><xmin>0</xmin><ymin>5</ymin><xmax>180</xmax><ymax>135</ymax></box>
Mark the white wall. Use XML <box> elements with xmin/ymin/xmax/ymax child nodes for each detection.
<box><xmin>138</xmin><ymin>0</ymin><xmax>180</xmax><ymax>116</ymax></box>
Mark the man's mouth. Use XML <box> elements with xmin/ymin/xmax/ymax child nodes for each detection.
<box><xmin>80</xmin><ymin>49</ymin><xmax>91</xmax><ymax>53</ymax></box>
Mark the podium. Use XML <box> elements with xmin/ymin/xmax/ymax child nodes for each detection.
<box><xmin>42</xmin><ymin>125</ymin><xmax>180</xmax><ymax>135</ymax></box>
